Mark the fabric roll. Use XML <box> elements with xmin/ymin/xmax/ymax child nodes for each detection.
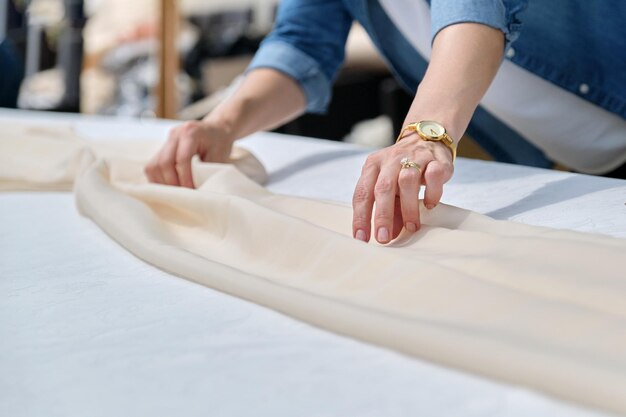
<box><xmin>2</xmin><ymin>123</ymin><xmax>625</xmax><ymax>415</ymax></box>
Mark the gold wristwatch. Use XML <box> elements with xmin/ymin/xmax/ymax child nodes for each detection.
<box><xmin>395</xmin><ymin>120</ymin><xmax>457</xmax><ymax>161</ymax></box>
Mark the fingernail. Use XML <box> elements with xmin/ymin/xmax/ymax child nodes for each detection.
<box><xmin>406</xmin><ymin>222</ymin><xmax>417</xmax><ymax>232</ymax></box>
<box><xmin>355</xmin><ymin>229</ymin><xmax>367</xmax><ymax>242</ymax></box>
<box><xmin>377</xmin><ymin>227</ymin><xmax>389</xmax><ymax>243</ymax></box>
<box><xmin>426</xmin><ymin>204</ymin><xmax>435</xmax><ymax>210</ymax></box>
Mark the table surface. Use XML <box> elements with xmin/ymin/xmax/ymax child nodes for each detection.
<box><xmin>1</xmin><ymin>109</ymin><xmax>624</xmax><ymax>417</ymax></box>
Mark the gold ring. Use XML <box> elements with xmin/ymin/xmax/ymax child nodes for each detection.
<box><xmin>400</xmin><ymin>157</ymin><xmax>421</xmax><ymax>172</ymax></box>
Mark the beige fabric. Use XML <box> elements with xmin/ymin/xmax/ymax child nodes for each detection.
<box><xmin>2</xmin><ymin>124</ymin><xmax>626</xmax><ymax>415</ymax></box>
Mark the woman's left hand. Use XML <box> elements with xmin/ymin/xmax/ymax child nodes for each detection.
<box><xmin>351</xmin><ymin>136</ymin><xmax>454</xmax><ymax>243</ymax></box>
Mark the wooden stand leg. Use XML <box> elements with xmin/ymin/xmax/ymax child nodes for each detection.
<box><xmin>156</xmin><ymin>0</ymin><xmax>179</xmax><ymax>119</ymax></box>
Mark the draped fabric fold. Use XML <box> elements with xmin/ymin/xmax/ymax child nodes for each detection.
<box><xmin>2</xmin><ymin>123</ymin><xmax>625</xmax><ymax>414</ymax></box>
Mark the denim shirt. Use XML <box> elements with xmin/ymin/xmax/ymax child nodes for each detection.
<box><xmin>248</xmin><ymin>0</ymin><xmax>626</xmax><ymax>120</ymax></box>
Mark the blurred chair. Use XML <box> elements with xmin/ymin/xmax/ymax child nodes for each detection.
<box><xmin>17</xmin><ymin>0</ymin><xmax>85</xmax><ymax>112</ymax></box>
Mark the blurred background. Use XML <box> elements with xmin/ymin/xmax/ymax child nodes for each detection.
<box><xmin>0</xmin><ymin>0</ymin><xmax>490</xmax><ymax>157</ymax></box>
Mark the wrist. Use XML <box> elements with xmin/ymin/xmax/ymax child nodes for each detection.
<box><xmin>402</xmin><ymin>23</ymin><xmax>504</xmax><ymax>144</ymax></box>
<box><xmin>404</xmin><ymin>85</ymin><xmax>472</xmax><ymax>143</ymax></box>
<box><xmin>202</xmin><ymin>112</ymin><xmax>236</xmax><ymax>144</ymax></box>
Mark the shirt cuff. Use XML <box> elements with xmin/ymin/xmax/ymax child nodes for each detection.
<box><xmin>246</xmin><ymin>40</ymin><xmax>332</xmax><ymax>114</ymax></box>
<box><xmin>430</xmin><ymin>0</ymin><xmax>524</xmax><ymax>50</ymax></box>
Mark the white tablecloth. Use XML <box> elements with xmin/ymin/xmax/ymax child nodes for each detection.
<box><xmin>1</xmin><ymin>109</ymin><xmax>624</xmax><ymax>417</ymax></box>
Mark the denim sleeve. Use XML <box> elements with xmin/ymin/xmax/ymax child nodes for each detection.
<box><xmin>247</xmin><ymin>0</ymin><xmax>353</xmax><ymax>114</ymax></box>
<box><xmin>430</xmin><ymin>0</ymin><xmax>528</xmax><ymax>49</ymax></box>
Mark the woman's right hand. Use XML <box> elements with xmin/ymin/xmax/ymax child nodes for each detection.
<box><xmin>144</xmin><ymin>120</ymin><xmax>235</xmax><ymax>188</ymax></box>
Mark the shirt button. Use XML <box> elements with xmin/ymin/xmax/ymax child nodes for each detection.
<box><xmin>505</xmin><ymin>48</ymin><xmax>515</xmax><ymax>58</ymax></box>
<box><xmin>579</xmin><ymin>83</ymin><xmax>590</xmax><ymax>94</ymax></box>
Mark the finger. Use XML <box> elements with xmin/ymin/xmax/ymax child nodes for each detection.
<box><xmin>423</xmin><ymin>160</ymin><xmax>452</xmax><ymax>209</ymax></box>
<box><xmin>157</xmin><ymin>135</ymin><xmax>181</xmax><ymax>186</ymax></box>
<box><xmin>175</xmin><ymin>134</ymin><xmax>198</xmax><ymax>188</ymax></box>
<box><xmin>397</xmin><ymin>162</ymin><xmax>422</xmax><ymax>232</ymax></box>
<box><xmin>145</xmin><ymin>126</ymin><xmax>181</xmax><ymax>184</ymax></box>
<box><xmin>392</xmin><ymin>196</ymin><xmax>404</xmax><ymax>239</ymax></box>
<box><xmin>373</xmin><ymin>164</ymin><xmax>400</xmax><ymax>244</ymax></box>
<box><xmin>145</xmin><ymin>157</ymin><xmax>166</xmax><ymax>184</ymax></box>
<box><xmin>352</xmin><ymin>155</ymin><xmax>380</xmax><ymax>242</ymax></box>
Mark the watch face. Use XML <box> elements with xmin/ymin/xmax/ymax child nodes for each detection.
<box><xmin>418</xmin><ymin>121</ymin><xmax>445</xmax><ymax>139</ymax></box>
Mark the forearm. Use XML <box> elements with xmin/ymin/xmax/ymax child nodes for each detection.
<box><xmin>203</xmin><ymin>68</ymin><xmax>307</xmax><ymax>141</ymax></box>
<box><xmin>403</xmin><ymin>23</ymin><xmax>505</xmax><ymax>143</ymax></box>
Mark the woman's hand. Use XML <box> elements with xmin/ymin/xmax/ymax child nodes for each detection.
<box><xmin>145</xmin><ymin>69</ymin><xmax>307</xmax><ymax>189</ymax></box>
<box><xmin>350</xmin><ymin>22</ymin><xmax>505</xmax><ymax>244</ymax></box>
<box><xmin>144</xmin><ymin>120</ymin><xmax>235</xmax><ymax>188</ymax></box>
<box><xmin>352</xmin><ymin>136</ymin><xmax>454</xmax><ymax>243</ymax></box>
